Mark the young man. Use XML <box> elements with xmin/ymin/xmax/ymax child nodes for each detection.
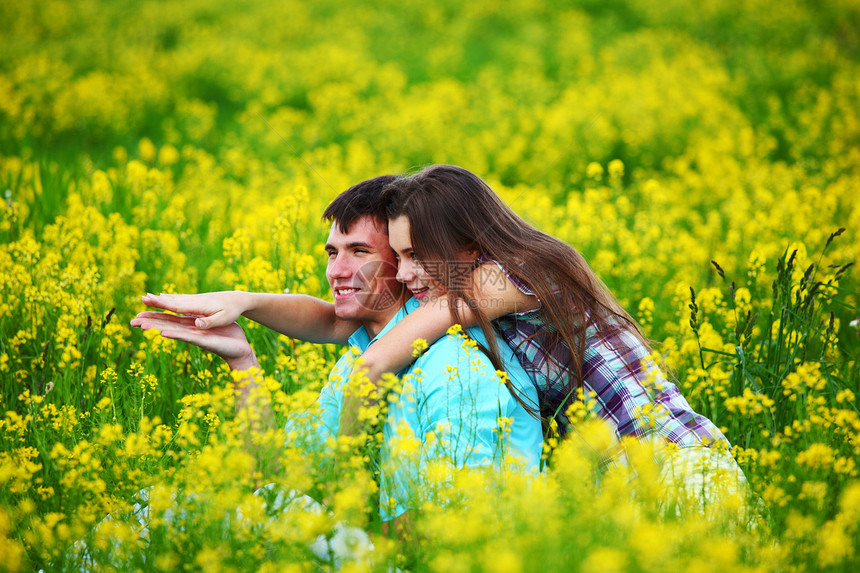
<box><xmin>132</xmin><ymin>175</ymin><xmax>542</xmax><ymax>525</ymax></box>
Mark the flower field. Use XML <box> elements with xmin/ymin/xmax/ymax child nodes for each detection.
<box><xmin>1</xmin><ymin>0</ymin><xmax>859</xmax><ymax>570</ymax></box>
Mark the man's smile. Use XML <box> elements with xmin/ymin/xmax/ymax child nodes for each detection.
<box><xmin>334</xmin><ymin>286</ymin><xmax>361</xmax><ymax>299</ymax></box>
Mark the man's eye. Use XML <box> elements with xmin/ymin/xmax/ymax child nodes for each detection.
<box><xmin>355</xmin><ymin>248</ymin><xmax>369</xmax><ymax>255</ymax></box>
<box><xmin>326</xmin><ymin>251</ymin><xmax>336</xmax><ymax>258</ymax></box>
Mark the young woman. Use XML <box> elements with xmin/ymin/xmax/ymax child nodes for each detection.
<box><xmin>378</xmin><ymin>166</ymin><xmax>730</xmax><ymax>442</ymax></box>
<box><xmin>380</xmin><ymin>165</ymin><xmax>747</xmax><ymax>505</ymax></box>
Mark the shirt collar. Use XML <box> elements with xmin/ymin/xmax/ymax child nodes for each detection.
<box><xmin>346</xmin><ymin>297</ymin><xmax>419</xmax><ymax>352</ymax></box>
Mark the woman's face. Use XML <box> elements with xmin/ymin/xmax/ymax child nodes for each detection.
<box><xmin>388</xmin><ymin>215</ymin><xmax>446</xmax><ymax>303</ymax></box>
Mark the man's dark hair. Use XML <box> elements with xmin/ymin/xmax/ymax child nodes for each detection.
<box><xmin>322</xmin><ymin>175</ymin><xmax>399</xmax><ymax>233</ymax></box>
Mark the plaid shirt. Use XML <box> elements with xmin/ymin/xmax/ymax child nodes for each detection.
<box><xmin>485</xmin><ymin>258</ymin><xmax>730</xmax><ymax>451</ymax></box>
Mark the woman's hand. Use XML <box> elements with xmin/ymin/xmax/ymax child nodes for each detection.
<box><xmin>131</xmin><ymin>311</ymin><xmax>257</xmax><ymax>371</ymax></box>
<box><xmin>140</xmin><ymin>292</ymin><xmax>249</xmax><ymax>329</ymax></box>
<box><xmin>140</xmin><ymin>291</ymin><xmax>356</xmax><ymax>345</ymax></box>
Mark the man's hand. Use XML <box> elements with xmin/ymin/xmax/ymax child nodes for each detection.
<box><xmin>131</xmin><ymin>311</ymin><xmax>256</xmax><ymax>371</ymax></box>
<box><xmin>140</xmin><ymin>292</ymin><xmax>249</xmax><ymax>330</ymax></box>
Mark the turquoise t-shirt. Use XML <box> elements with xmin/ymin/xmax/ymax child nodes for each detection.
<box><xmin>315</xmin><ymin>297</ymin><xmax>542</xmax><ymax>521</ymax></box>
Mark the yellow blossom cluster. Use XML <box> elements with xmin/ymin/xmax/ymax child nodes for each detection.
<box><xmin>1</xmin><ymin>0</ymin><xmax>859</xmax><ymax>570</ymax></box>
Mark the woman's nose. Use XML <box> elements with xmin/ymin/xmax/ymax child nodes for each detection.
<box><xmin>396</xmin><ymin>260</ymin><xmax>414</xmax><ymax>283</ymax></box>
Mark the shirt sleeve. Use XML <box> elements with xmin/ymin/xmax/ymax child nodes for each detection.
<box><xmin>477</xmin><ymin>254</ymin><xmax>541</xmax><ymax>315</ymax></box>
<box><xmin>283</xmin><ymin>349</ymin><xmax>356</xmax><ymax>454</ymax></box>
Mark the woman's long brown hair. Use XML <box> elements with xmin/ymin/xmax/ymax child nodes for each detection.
<box><xmin>383</xmin><ymin>164</ymin><xmax>650</xmax><ymax>424</ymax></box>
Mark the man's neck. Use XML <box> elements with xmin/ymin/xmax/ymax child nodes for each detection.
<box><xmin>362</xmin><ymin>294</ymin><xmax>411</xmax><ymax>339</ymax></box>
<box><xmin>363</xmin><ymin>308</ymin><xmax>400</xmax><ymax>340</ymax></box>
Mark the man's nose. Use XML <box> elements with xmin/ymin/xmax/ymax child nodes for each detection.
<box><xmin>327</xmin><ymin>253</ymin><xmax>352</xmax><ymax>279</ymax></box>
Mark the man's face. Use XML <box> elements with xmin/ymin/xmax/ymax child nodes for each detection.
<box><xmin>325</xmin><ymin>216</ymin><xmax>405</xmax><ymax>335</ymax></box>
